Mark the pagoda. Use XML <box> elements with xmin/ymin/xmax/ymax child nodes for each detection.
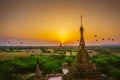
<box><xmin>62</xmin><ymin>16</ymin><xmax>104</xmax><ymax>80</ymax></box>
<box><xmin>34</xmin><ymin>57</ymin><xmax>43</xmax><ymax>80</ymax></box>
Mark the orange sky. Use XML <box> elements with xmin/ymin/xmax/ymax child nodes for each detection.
<box><xmin>0</xmin><ymin>0</ymin><xmax>120</xmax><ymax>45</ymax></box>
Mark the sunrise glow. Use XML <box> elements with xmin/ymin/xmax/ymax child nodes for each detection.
<box><xmin>0</xmin><ymin>0</ymin><xmax>120</xmax><ymax>46</ymax></box>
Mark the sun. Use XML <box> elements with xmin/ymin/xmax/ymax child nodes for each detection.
<box><xmin>58</xmin><ymin>30</ymin><xmax>68</xmax><ymax>43</ymax></box>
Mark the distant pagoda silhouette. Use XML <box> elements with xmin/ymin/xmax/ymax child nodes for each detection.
<box><xmin>62</xmin><ymin>16</ymin><xmax>104</xmax><ymax>80</ymax></box>
<box><xmin>59</xmin><ymin>42</ymin><xmax>63</xmax><ymax>48</ymax></box>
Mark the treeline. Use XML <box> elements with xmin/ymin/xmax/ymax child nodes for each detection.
<box><xmin>0</xmin><ymin>46</ymin><xmax>77</xmax><ymax>53</ymax></box>
<box><xmin>0</xmin><ymin>46</ymin><xmax>120</xmax><ymax>52</ymax></box>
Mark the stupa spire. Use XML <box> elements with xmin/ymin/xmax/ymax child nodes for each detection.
<box><xmin>81</xmin><ymin>16</ymin><xmax>82</xmax><ymax>26</ymax></box>
<box><xmin>79</xmin><ymin>16</ymin><xmax>85</xmax><ymax>49</ymax></box>
<box><xmin>34</xmin><ymin>56</ymin><xmax>43</xmax><ymax>80</ymax></box>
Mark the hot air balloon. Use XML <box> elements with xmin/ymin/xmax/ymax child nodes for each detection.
<box><xmin>4</xmin><ymin>40</ymin><xmax>6</xmax><ymax>43</ymax></box>
<box><xmin>112</xmin><ymin>39</ymin><xmax>114</xmax><ymax>41</ymax></box>
<box><xmin>20</xmin><ymin>42</ymin><xmax>23</xmax><ymax>44</ymax></box>
<box><xmin>94</xmin><ymin>35</ymin><xmax>97</xmax><ymax>38</ymax></box>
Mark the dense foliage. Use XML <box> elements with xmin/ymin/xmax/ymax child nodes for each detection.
<box><xmin>90</xmin><ymin>50</ymin><xmax>120</xmax><ymax>80</ymax></box>
<box><xmin>0</xmin><ymin>50</ymin><xmax>120</xmax><ymax>80</ymax></box>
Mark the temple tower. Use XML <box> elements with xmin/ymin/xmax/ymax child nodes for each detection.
<box><xmin>77</xmin><ymin>16</ymin><xmax>89</xmax><ymax>64</ymax></box>
<box><xmin>34</xmin><ymin>57</ymin><xmax>43</xmax><ymax>80</ymax></box>
<box><xmin>62</xmin><ymin>16</ymin><xmax>104</xmax><ymax>80</ymax></box>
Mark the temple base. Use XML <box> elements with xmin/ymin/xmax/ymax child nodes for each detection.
<box><xmin>62</xmin><ymin>62</ymin><xmax>104</xmax><ymax>80</ymax></box>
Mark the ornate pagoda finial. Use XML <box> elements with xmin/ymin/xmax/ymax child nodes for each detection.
<box><xmin>81</xmin><ymin>16</ymin><xmax>82</xmax><ymax>26</ymax></box>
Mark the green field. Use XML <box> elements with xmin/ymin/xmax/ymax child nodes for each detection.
<box><xmin>0</xmin><ymin>52</ymin><xmax>36</xmax><ymax>60</ymax></box>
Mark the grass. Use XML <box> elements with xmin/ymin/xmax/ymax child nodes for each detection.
<box><xmin>0</xmin><ymin>52</ymin><xmax>36</xmax><ymax>60</ymax></box>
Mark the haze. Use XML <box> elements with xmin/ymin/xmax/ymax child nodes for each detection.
<box><xmin>0</xmin><ymin>0</ymin><xmax>120</xmax><ymax>45</ymax></box>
